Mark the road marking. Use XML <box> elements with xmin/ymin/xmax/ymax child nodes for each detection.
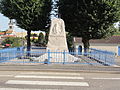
<box><xmin>0</xmin><ymin>88</ymin><xmax>60</xmax><ymax>90</ymax></box>
<box><xmin>6</xmin><ymin>80</ymin><xmax>89</xmax><ymax>86</ymax></box>
<box><xmin>0</xmin><ymin>75</ymin><xmax>13</xmax><ymax>77</ymax></box>
<box><xmin>20</xmin><ymin>72</ymin><xmax>81</xmax><ymax>76</ymax></box>
<box><xmin>92</xmin><ymin>78</ymin><xmax>120</xmax><ymax>80</ymax></box>
<box><xmin>15</xmin><ymin>75</ymin><xmax>84</xmax><ymax>79</ymax></box>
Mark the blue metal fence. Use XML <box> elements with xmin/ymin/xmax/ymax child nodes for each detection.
<box><xmin>0</xmin><ymin>47</ymin><xmax>25</xmax><ymax>63</ymax></box>
<box><xmin>89</xmin><ymin>48</ymin><xmax>115</xmax><ymax>65</ymax></box>
<box><xmin>118</xmin><ymin>46</ymin><xmax>120</xmax><ymax>56</ymax></box>
<box><xmin>0</xmin><ymin>47</ymin><xmax>115</xmax><ymax>66</ymax></box>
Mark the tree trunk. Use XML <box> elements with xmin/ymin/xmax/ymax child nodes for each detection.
<box><xmin>82</xmin><ymin>38</ymin><xmax>90</xmax><ymax>55</ymax></box>
<box><xmin>27</xmin><ymin>30</ymin><xmax>31</xmax><ymax>51</ymax></box>
<box><xmin>118</xmin><ymin>21</ymin><xmax>120</xmax><ymax>31</ymax></box>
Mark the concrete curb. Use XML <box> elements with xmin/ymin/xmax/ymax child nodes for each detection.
<box><xmin>111</xmin><ymin>65</ymin><xmax>120</xmax><ymax>67</ymax></box>
<box><xmin>0</xmin><ymin>64</ymin><xmax>120</xmax><ymax>74</ymax></box>
<box><xmin>0</xmin><ymin>69</ymin><xmax>120</xmax><ymax>74</ymax></box>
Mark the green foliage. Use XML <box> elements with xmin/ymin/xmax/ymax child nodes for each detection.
<box><xmin>38</xmin><ymin>32</ymin><xmax>45</xmax><ymax>43</ymax></box>
<box><xmin>0</xmin><ymin>0</ymin><xmax>52</xmax><ymax>31</ymax></box>
<box><xmin>59</xmin><ymin>0</ymin><xmax>120</xmax><ymax>39</ymax></box>
<box><xmin>32</xmin><ymin>32</ymin><xmax>46</xmax><ymax>46</ymax></box>
<box><xmin>0</xmin><ymin>0</ymin><xmax>52</xmax><ymax>50</ymax></box>
<box><xmin>114</xmin><ymin>30</ymin><xmax>120</xmax><ymax>36</ymax></box>
<box><xmin>66</xmin><ymin>33</ymin><xmax>74</xmax><ymax>49</ymax></box>
<box><xmin>2</xmin><ymin>37</ymin><xmax>22</xmax><ymax>47</ymax></box>
<box><xmin>44</xmin><ymin>31</ymin><xmax>49</xmax><ymax>45</ymax></box>
<box><xmin>31</xmin><ymin>33</ymin><xmax>38</xmax><ymax>37</ymax></box>
<box><xmin>119</xmin><ymin>22</ymin><xmax>120</xmax><ymax>31</ymax></box>
<box><xmin>59</xmin><ymin>0</ymin><xmax>120</xmax><ymax>50</ymax></box>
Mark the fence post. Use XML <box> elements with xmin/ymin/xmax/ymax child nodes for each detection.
<box><xmin>104</xmin><ymin>53</ymin><xmax>107</xmax><ymax>64</ymax></box>
<box><xmin>63</xmin><ymin>50</ymin><xmax>66</xmax><ymax>64</ymax></box>
<box><xmin>47</xmin><ymin>50</ymin><xmax>50</xmax><ymax>64</ymax></box>
<box><xmin>112</xmin><ymin>53</ymin><xmax>115</xmax><ymax>65</ymax></box>
<box><xmin>7</xmin><ymin>52</ymin><xmax>10</xmax><ymax>61</ymax></box>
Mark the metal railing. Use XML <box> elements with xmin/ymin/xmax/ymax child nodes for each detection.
<box><xmin>0</xmin><ymin>47</ymin><xmax>115</xmax><ymax>66</ymax></box>
<box><xmin>89</xmin><ymin>48</ymin><xmax>115</xmax><ymax>65</ymax></box>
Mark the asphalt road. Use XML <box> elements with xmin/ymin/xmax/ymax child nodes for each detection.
<box><xmin>0</xmin><ymin>71</ymin><xmax>120</xmax><ymax>90</ymax></box>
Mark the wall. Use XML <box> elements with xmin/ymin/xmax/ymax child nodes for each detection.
<box><xmin>90</xmin><ymin>45</ymin><xmax>118</xmax><ymax>55</ymax></box>
<box><xmin>74</xmin><ymin>43</ymin><xmax>118</xmax><ymax>55</ymax></box>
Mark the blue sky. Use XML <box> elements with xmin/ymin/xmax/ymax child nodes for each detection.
<box><xmin>0</xmin><ymin>13</ymin><xmax>9</xmax><ymax>31</ymax></box>
<box><xmin>0</xmin><ymin>13</ymin><xmax>25</xmax><ymax>32</ymax></box>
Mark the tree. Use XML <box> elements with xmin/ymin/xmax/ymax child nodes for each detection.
<box><xmin>35</xmin><ymin>32</ymin><xmax>46</xmax><ymax>46</ymax></box>
<box><xmin>59</xmin><ymin>0</ymin><xmax>120</xmax><ymax>52</ymax></box>
<box><xmin>31</xmin><ymin>33</ymin><xmax>38</xmax><ymax>37</ymax></box>
<box><xmin>38</xmin><ymin>33</ymin><xmax>45</xmax><ymax>44</ymax></box>
<box><xmin>66</xmin><ymin>33</ymin><xmax>74</xmax><ymax>49</ymax></box>
<box><xmin>119</xmin><ymin>22</ymin><xmax>120</xmax><ymax>31</ymax></box>
<box><xmin>44</xmin><ymin>31</ymin><xmax>49</xmax><ymax>45</ymax></box>
<box><xmin>0</xmin><ymin>0</ymin><xmax>52</xmax><ymax>51</ymax></box>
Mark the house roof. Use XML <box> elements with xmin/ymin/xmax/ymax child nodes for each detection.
<box><xmin>0</xmin><ymin>32</ymin><xmax>5</xmax><ymax>35</ymax></box>
<box><xmin>1</xmin><ymin>35</ymin><xmax>16</xmax><ymax>38</ymax></box>
<box><xmin>74</xmin><ymin>36</ymin><xmax>120</xmax><ymax>44</ymax></box>
<box><xmin>5</xmin><ymin>29</ymin><xmax>13</xmax><ymax>34</ymax></box>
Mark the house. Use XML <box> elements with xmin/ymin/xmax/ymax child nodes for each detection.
<box><xmin>0</xmin><ymin>19</ymin><xmax>27</xmax><ymax>38</ymax></box>
<box><xmin>0</xmin><ymin>20</ymin><xmax>17</xmax><ymax>38</ymax></box>
<box><xmin>0</xmin><ymin>29</ymin><xmax>16</xmax><ymax>38</ymax></box>
<box><xmin>5</xmin><ymin>29</ymin><xmax>13</xmax><ymax>35</ymax></box>
<box><xmin>0</xmin><ymin>32</ymin><xmax>5</xmax><ymax>39</ymax></box>
<box><xmin>0</xmin><ymin>32</ymin><xmax>5</xmax><ymax>36</ymax></box>
<box><xmin>74</xmin><ymin>36</ymin><xmax>120</xmax><ymax>56</ymax></box>
<box><xmin>13</xmin><ymin>32</ymin><xmax>27</xmax><ymax>38</ymax></box>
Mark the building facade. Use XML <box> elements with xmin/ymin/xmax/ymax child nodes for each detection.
<box><xmin>74</xmin><ymin>36</ymin><xmax>120</xmax><ymax>56</ymax></box>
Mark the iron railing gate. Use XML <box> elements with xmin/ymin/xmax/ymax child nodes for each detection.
<box><xmin>0</xmin><ymin>47</ymin><xmax>115</xmax><ymax>66</ymax></box>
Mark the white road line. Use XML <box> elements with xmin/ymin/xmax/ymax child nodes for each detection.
<box><xmin>15</xmin><ymin>75</ymin><xmax>84</xmax><ymax>79</ymax></box>
<box><xmin>20</xmin><ymin>72</ymin><xmax>81</xmax><ymax>76</ymax></box>
<box><xmin>0</xmin><ymin>75</ymin><xmax>13</xmax><ymax>77</ymax></box>
<box><xmin>0</xmin><ymin>88</ymin><xmax>60</xmax><ymax>90</ymax></box>
<box><xmin>92</xmin><ymin>78</ymin><xmax>120</xmax><ymax>80</ymax></box>
<box><xmin>6</xmin><ymin>80</ymin><xmax>89</xmax><ymax>86</ymax></box>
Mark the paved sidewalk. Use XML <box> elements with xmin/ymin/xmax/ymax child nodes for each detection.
<box><xmin>0</xmin><ymin>64</ymin><xmax>120</xmax><ymax>73</ymax></box>
<box><xmin>0</xmin><ymin>56</ymin><xmax>119</xmax><ymax>73</ymax></box>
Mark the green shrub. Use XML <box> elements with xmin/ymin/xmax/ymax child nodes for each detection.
<box><xmin>2</xmin><ymin>37</ymin><xmax>22</xmax><ymax>47</ymax></box>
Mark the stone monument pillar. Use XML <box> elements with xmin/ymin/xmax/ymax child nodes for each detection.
<box><xmin>47</xmin><ymin>18</ymin><xmax>68</xmax><ymax>51</ymax></box>
<box><xmin>32</xmin><ymin>18</ymin><xmax>80</xmax><ymax>63</ymax></box>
